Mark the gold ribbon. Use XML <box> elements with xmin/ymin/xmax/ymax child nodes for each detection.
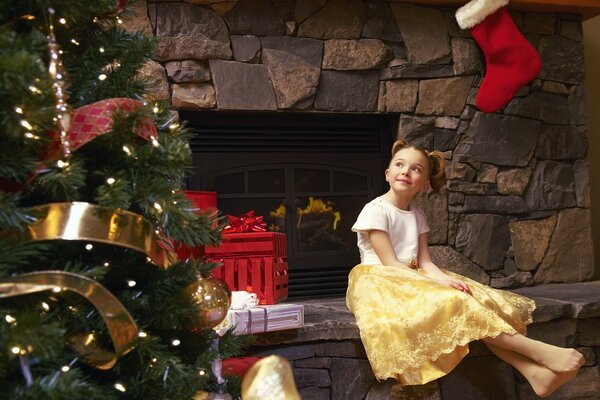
<box><xmin>16</xmin><ymin>202</ymin><xmax>176</xmax><ymax>268</ymax></box>
<box><xmin>0</xmin><ymin>271</ymin><xmax>138</xmax><ymax>369</ymax></box>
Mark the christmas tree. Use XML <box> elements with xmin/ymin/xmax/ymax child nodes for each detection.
<box><xmin>0</xmin><ymin>1</ymin><xmax>250</xmax><ymax>398</ymax></box>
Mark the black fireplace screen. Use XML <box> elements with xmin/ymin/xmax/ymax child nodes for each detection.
<box><xmin>181</xmin><ymin>111</ymin><xmax>395</xmax><ymax>298</ymax></box>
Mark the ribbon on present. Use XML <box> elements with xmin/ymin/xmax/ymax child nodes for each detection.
<box><xmin>223</xmin><ymin>210</ymin><xmax>267</xmax><ymax>233</ymax></box>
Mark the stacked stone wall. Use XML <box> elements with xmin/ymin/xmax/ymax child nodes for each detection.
<box><xmin>127</xmin><ymin>0</ymin><xmax>595</xmax><ymax>286</ymax></box>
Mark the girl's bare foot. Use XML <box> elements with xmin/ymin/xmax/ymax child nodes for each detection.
<box><xmin>536</xmin><ymin>346</ymin><xmax>585</xmax><ymax>373</ymax></box>
<box><xmin>529</xmin><ymin>363</ymin><xmax>582</xmax><ymax>398</ymax></box>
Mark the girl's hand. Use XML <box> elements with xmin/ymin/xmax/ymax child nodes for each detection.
<box><xmin>435</xmin><ymin>277</ymin><xmax>472</xmax><ymax>294</ymax></box>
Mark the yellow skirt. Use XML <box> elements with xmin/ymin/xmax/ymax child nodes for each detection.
<box><xmin>346</xmin><ymin>264</ymin><xmax>536</xmax><ymax>386</ymax></box>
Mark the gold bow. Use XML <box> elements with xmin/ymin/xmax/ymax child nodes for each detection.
<box><xmin>241</xmin><ymin>355</ymin><xmax>301</xmax><ymax>400</ymax></box>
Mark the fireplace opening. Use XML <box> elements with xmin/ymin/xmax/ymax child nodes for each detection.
<box><xmin>181</xmin><ymin>111</ymin><xmax>397</xmax><ymax>298</ymax></box>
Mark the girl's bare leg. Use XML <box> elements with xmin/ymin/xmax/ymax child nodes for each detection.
<box><xmin>485</xmin><ymin>343</ymin><xmax>581</xmax><ymax>398</ymax></box>
<box><xmin>482</xmin><ymin>333</ymin><xmax>584</xmax><ymax>373</ymax></box>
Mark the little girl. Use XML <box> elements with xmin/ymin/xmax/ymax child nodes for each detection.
<box><xmin>346</xmin><ymin>139</ymin><xmax>584</xmax><ymax>397</ymax></box>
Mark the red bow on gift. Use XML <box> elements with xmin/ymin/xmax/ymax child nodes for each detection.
<box><xmin>223</xmin><ymin>210</ymin><xmax>267</xmax><ymax>233</ymax></box>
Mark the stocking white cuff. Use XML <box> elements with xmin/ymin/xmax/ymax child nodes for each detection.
<box><xmin>455</xmin><ymin>0</ymin><xmax>509</xmax><ymax>30</ymax></box>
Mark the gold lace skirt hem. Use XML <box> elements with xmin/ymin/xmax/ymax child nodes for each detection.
<box><xmin>346</xmin><ymin>264</ymin><xmax>536</xmax><ymax>386</ymax></box>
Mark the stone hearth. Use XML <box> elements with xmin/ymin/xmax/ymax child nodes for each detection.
<box><xmin>250</xmin><ymin>282</ymin><xmax>600</xmax><ymax>400</ymax></box>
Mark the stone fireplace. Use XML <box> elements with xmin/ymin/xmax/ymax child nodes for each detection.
<box><xmin>133</xmin><ymin>0</ymin><xmax>595</xmax><ymax>294</ymax></box>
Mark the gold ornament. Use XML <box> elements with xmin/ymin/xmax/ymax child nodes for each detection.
<box><xmin>8</xmin><ymin>202</ymin><xmax>177</xmax><ymax>268</ymax></box>
<box><xmin>0</xmin><ymin>271</ymin><xmax>138</xmax><ymax>370</ymax></box>
<box><xmin>186</xmin><ymin>277</ymin><xmax>231</xmax><ymax>330</ymax></box>
<box><xmin>241</xmin><ymin>355</ymin><xmax>301</xmax><ymax>400</ymax></box>
<box><xmin>212</xmin><ymin>278</ymin><xmax>231</xmax><ymax>304</ymax></box>
<box><xmin>192</xmin><ymin>391</ymin><xmax>209</xmax><ymax>400</ymax></box>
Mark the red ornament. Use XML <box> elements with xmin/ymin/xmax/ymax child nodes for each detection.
<box><xmin>223</xmin><ymin>210</ymin><xmax>267</xmax><ymax>234</ymax></box>
<box><xmin>222</xmin><ymin>357</ymin><xmax>262</xmax><ymax>377</ymax></box>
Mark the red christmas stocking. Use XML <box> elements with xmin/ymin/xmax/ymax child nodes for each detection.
<box><xmin>456</xmin><ymin>0</ymin><xmax>542</xmax><ymax>113</ymax></box>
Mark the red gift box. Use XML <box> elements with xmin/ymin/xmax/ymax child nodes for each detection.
<box><xmin>174</xmin><ymin>191</ymin><xmax>217</xmax><ymax>260</ymax></box>
<box><xmin>205</xmin><ymin>232</ymin><xmax>288</xmax><ymax>305</ymax></box>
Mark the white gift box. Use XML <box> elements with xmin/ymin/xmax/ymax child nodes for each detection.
<box><xmin>226</xmin><ymin>303</ymin><xmax>304</xmax><ymax>335</ymax></box>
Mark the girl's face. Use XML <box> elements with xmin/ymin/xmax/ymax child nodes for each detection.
<box><xmin>385</xmin><ymin>147</ymin><xmax>430</xmax><ymax>197</ymax></box>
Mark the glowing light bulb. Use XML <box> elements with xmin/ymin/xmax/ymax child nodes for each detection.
<box><xmin>59</xmin><ymin>18</ymin><xmax>66</xmax><ymax>24</ymax></box>
<box><xmin>11</xmin><ymin>347</ymin><xmax>21</xmax><ymax>354</ymax></box>
<box><xmin>41</xmin><ymin>302</ymin><xmax>50</xmax><ymax>311</ymax></box>
<box><xmin>153</xmin><ymin>202</ymin><xmax>163</xmax><ymax>213</ymax></box>
<box><xmin>122</xmin><ymin>145</ymin><xmax>131</xmax><ymax>155</ymax></box>
<box><xmin>98</xmin><ymin>74</ymin><xmax>107</xmax><ymax>81</ymax></box>
<box><xmin>99</xmin><ymin>47</ymin><xmax>105</xmax><ymax>53</ymax></box>
<box><xmin>106</xmin><ymin>177</ymin><xmax>115</xmax><ymax>185</ymax></box>
<box><xmin>61</xmin><ymin>365</ymin><xmax>70</xmax><ymax>372</ymax></box>
<box><xmin>127</xmin><ymin>280</ymin><xmax>136</xmax><ymax>287</ymax></box>
<box><xmin>138</xmin><ymin>331</ymin><xmax>147</xmax><ymax>338</ymax></box>
<box><xmin>171</xmin><ymin>339</ymin><xmax>181</xmax><ymax>346</ymax></box>
<box><xmin>5</xmin><ymin>315</ymin><xmax>16</xmax><ymax>323</ymax></box>
<box><xmin>85</xmin><ymin>244</ymin><xmax>94</xmax><ymax>250</ymax></box>
<box><xmin>20</xmin><ymin>120</ymin><xmax>33</xmax><ymax>130</ymax></box>
<box><xmin>15</xmin><ymin>107</ymin><xmax>23</xmax><ymax>114</ymax></box>
<box><xmin>114</xmin><ymin>383</ymin><xmax>126</xmax><ymax>392</ymax></box>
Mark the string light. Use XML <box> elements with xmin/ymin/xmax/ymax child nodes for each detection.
<box><xmin>71</xmin><ymin>39</ymin><xmax>79</xmax><ymax>45</ymax></box>
<box><xmin>47</xmin><ymin>7</ymin><xmax>72</xmax><ymax>157</ymax></box>
<box><xmin>198</xmin><ymin>369</ymin><xmax>206</xmax><ymax>376</ymax></box>
<box><xmin>61</xmin><ymin>365</ymin><xmax>70</xmax><ymax>372</ymax></box>
<box><xmin>28</xmin><ymin>85</ymin><xmax>40</xmax><ymax>94</ymax></box>
<box><xmin>20</xmin><ymin>120</ymin><xmax>33</xmax><ymax>130</ymax></box>
<box><xmin>126</xmin><ymin>280</ymin><xmax>136</xmax><ymax>287</ymax></box>
<box><xmin>52</xmin><ymin>287</ymin><xmax>62</xmax><ymax>293</ymax></box>
<box><xmin>5</xmin><ymin>315</ymin><xmax>16</xmax><ymax>324</ymax></box>
<box><xmin>41</xmin><ymin>302</ymin><xmax>50</xmax><ymax>311</ymax></box>
<box><xmin>153</xmin><ymin>202</ymin><xmax>163</xmax><ymax>213</ymax></box>
<box><xmin>85</xmin><ymin>244</ymin><xmax>94</xmax><ymax>250</ymax></box>
<box><xmin>24</xmin><ymin>133</ymin><xmax>40</xmax><ymax>140</ymax></box>
<box><xmin>114</xmin><ymin>383</ymin><xmax>126</xmax><ymax>392</ymax></box>
<box><xmin>138</xmin><ymin>331</ymin><xmax>147</xmax><ymax>338</ymax></box>
<box><xmin>152</xmin><ymin>105</ymin><xmax>159</xmax><ymax>114</ymax></box>
<box><xmin>116</xmin><ymin>17</ymin><xmax>123</xmax><ymax>24</ymax></box>
<box><xmin>99</xmin><ymin>47</ymin><xmax>105</xmax><ymax>53</ymax></box>
<box><xmin>57</xmin><ymin>160</ymin><xmax>69</xmax><ymax>168</ymax></box>
<box><xmin>151</xmin><ymin>138</ymin><xmax>160</xmax><ymax>147</ymax></box>
<box><xmin>15</xmin><ymin>107</ymin><xmax>23</xmax><ymax>114</ymax></box>
<box><xmin>171</xmin><ymin>339</ymin><xmax>181</xmax><ymax>346</ymax></box>
<box><xmin>106</xmin><ymin>177</ymin><xmax>116</xmax><ymax>185</ymax></box>
<box><xmin>103</xmin><ymin>262</ymin><xmax>110</xmax><ymax>267</ymax></box>
<box><xmin>11</xmin><ymin>347</ymin><xmax>21</xmax><ymax>355</ymax></box>
<box><xmin>122</xmin><ymin>145</ymin><xmax>131</xmax><ymax>156</ymax></box>
<box><xmin>98</xmin><ymin>74</ymin><xmax>107</xmax><ymax>81</ymax></box>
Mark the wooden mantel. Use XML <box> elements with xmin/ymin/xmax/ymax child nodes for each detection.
<box><xmin>395</xmin><ymin>0</ymin><xmax>600</xmax><ymax>19</ymax></box>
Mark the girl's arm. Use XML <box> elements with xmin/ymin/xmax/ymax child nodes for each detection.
<box><xmin>368</xmin><ymin>230</ymin><xmax>416</xmax><ymax>272</ymax></box>
<box><xmin>417</xmin><ymin>233</ymin><xmax>472</xmax><ymax>294</ymax></box>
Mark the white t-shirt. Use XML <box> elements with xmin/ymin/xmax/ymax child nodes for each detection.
<box><xmin>351</xmin><ymin>196</ymin><xmax>430</xmax><ymax>265</ymax></box>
